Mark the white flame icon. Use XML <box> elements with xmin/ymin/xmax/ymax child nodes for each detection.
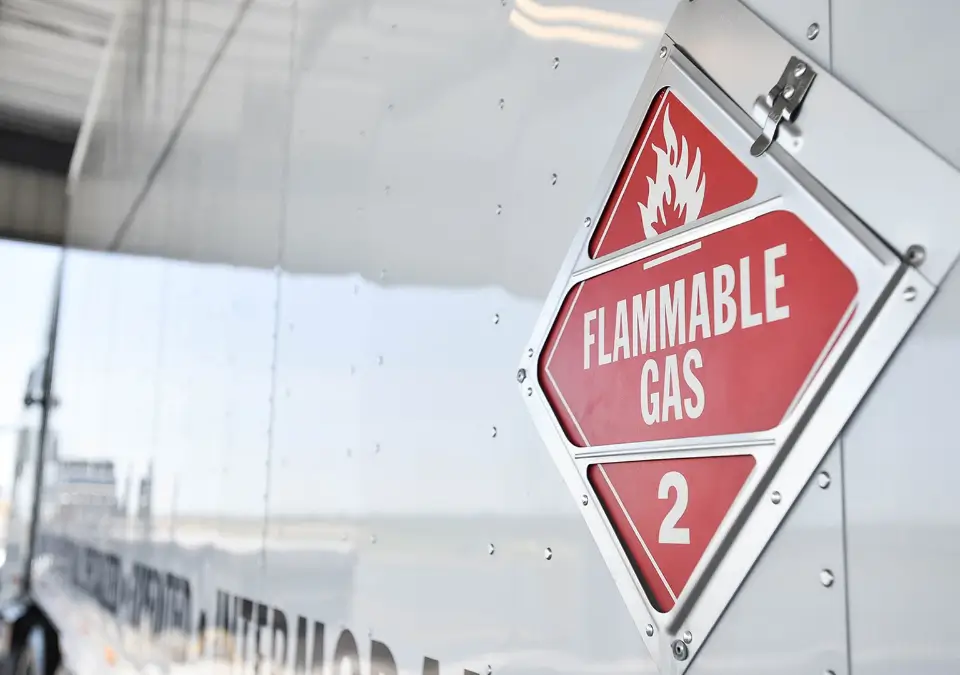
<box><xmin>638</xmin><ymin>104</ymin><xmax>706</xmax><ymax>239</ymax></box>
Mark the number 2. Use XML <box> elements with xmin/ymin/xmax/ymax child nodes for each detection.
<box><xmin>658</xmin><ymin>471</ymin><xmax>690</xmax><ymax>544</ymax></box>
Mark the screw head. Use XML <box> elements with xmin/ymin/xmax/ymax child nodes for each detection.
<box><xmin>820</xmin><ymin>569</ymin><xmax>835</xmax><ymax>587</ymax></box>
<box><xmin>526</xmin><ymin>387</ymin><xmax>533</xmax><ymax>397</ymax></box>
<box><xmin>551</xmin><ymin>173</ymin><xmax>558</xmax><ymax>185</ymax></box>
<box><xmin>526</xmin><ymin>348</ymin><xmax>534</xmax><ymax>358</ymax></box>
<box><xmin>658</xmin><ymin>46</ymin><xmax>668</xmax><ymax>59</ymax></box>
<box><xmin>486</xmin><ymin>666</ymin><xmax>492</xmax><ymax>675</ymax></box>
<box><xmin>771</xmin><ymin>491</ymin><xmax>782</xmax><ymax>504</ymax></box>
<box><xmin>807</xmin><ymin>22</ymin><xmax>820</xmax><ymax>40</ymax></box>
<box><xmin>491</xmin><ymin>426</ymin><xmax>498</xmax><ymax>438</ymax></box>
<box><xmin>682</xmin><ymin>630</ymin><xmax>693</xmax><ymax>644</ymax></box>
<box><xmin>581</xmin><ymin>494</ymin><xmax>589</xmax><ymax>506</ymax></box>
<box><xmin>370</xmin><ymin>534</ymin><xmax>377</xmax><ymax>544</ymax></box>
<box><xmin>552</xmin><ymin>57</ymin><xmax>560</xmax><ymax>69</ymax></box>
<box><xmin>544</xmin><ymin>547</ymin><xmax>553</xmax><ymax>560</ymax></box>
<box><xmin>495</xmin><ymin>204</ymin><xmax>502</xmax><ymax>215</ymax></box>
<box><xmin>377</xmin><ymin>355</ymin><xmax>384</xmax><ymax>365</ymax></box>
<box><xmin>817</xmin><ymin>471</ymin><xmax>831</xmax><ymax>489</ymax></box>
<box><xmin>671</xmin><ymin>639</ymin><xmax>689</xmax><ymax>661</ymax></box>
<box><xmin>903</xmin><ymin>286</ymin><xmax>918</xmax><ymax>301</ymax></box>
<box><xmin>906</xmin><ymin>244</ymin><xmax>926</xmax><ymax>266</ymax></box>
<box><xmin>517</xmin><ymin>368</ymin><xmax>527</xmax><ymax>383</ymax></box>
<box><xmin>783</xmin><ymin>84</ymin><xmax>796</xmax><ymax>99</ymax></box>
<box><xmin>498</xmin><ymin>98</ymin><xmax>505</xmax><ymax>109</ymax></box>
<box><xmin>488</xmin><ymin>543</ymin><xmax>495</xmax><ymax>555</ymax></box>
<box><xmin>794</xmin><ymin>62</ymin><xmax>807</xmax><ymax>77</ymax></box>
<box><xmin>492</xmin><ymin>313</ymin><xmax>500</xmax><ymax>324</ymax></box>
<box><xmin>583</xmin><ymin>216</ymin><xmax>592</xmax><ymax>228</ymax></box>
<box><xmin>644</xmin><ymin>624</ymin><xmax>654</xmax><ymax>637</ymax></box>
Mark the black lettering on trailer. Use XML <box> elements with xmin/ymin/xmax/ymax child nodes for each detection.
<box><xmin>41</xmin><ymin>537</ymin><xmax>486</xmax><ymax>675</ymax></box>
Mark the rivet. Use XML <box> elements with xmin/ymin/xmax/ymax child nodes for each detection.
<box><xmin>903</xmin><ymin>286</ymin><xmax>918</xmax><ymax>301</ymax></box>
<box><xmin>644</xmin><ymin>624</ymin><xmax>654</xmax><ymax>637</ymax></box>
<box><xmin>517</xmin><ymin>368</ymin><xmax>527</xmax><ymax>383</ymax></box>
<box><xmin>491</xmin><ymin>426</ymin><xmax>498</xmax><ymax>438</ymax></box>
<box><xmin>671</xmin><ymin>639</ymin><xmax>689</xmax><ymax>661</ymax></box>
<box><xmin>552</xmin><ymin>57</ymin><xmax>560</xmax><ymax>69</ymax></box>
<box><xmin>906</xmin><ymin>244</ymin><xmax>926</xmax><ymax>266</ymax></box>
<box><xmin>496</xmin><ymin>204</ymin><xmax>502</xmax><ymax>215</ymax></box>
<box><xmin>806</xmin><ymin>22</ymin><xmax>820</xmax><ymax>40</ymax></box>
<box><xmin>581</xmin><ymin>494</ymin><xmax>588</xmax><ymax>506</ymax></box>
<box><xmin>526</xmin><ymin>387</ymin><xmax>533</xmax><ymax>397</ymax></box>
<box><xmin>658</xmin><ymin>46</ymin><xmax>667</xmax><ymax>59</ymax></box>
<box><xmin>526</xmin><ymin>348</ymin><xmax>534</xmax><ymax>358</ymax></box>
<box><xmin>551</xmin><ymin>173</ymin><xmax>558</xmax><ymax>185</ymax></box>
<box><xmin>499</xmin><ymin>98</ymin><xmax>505</xmax><ymax>109</ymax></box>
<box><xmin>820</xmin><ymin>569</ymin><xmax>835</xmax><ymax>587</ymax></box>
<box><xmin>486</xmin><ymin>667</ymin><xmax>492</xmax><ymax>675</ymax></box>
<box><xmin>492</xmin><ymin>313</ymin><xmax>500</xmax><ymax>324</ymax></box>
<box><xmin>488</xmin><ymin>543</ymin><xmax>495</xmax><ymax>555</ymax></box>
<box><xmin>770</xmin><ymin>491</ymin><xmax>782</xmax><ymax>504</ymax></box>
<box><xmin>794</xmin><ymin>62</ymin><xmax>807</xmax><ymax>77</ymax></box>
<box><xmin>583</xmin><ymin>216</ymin><xmax>592</xmax><ymax>228</ymax></box>
<box><xmin>817</xmin><ymin>471</ymin><xmax>831</xmax><ymax>489</ymax></box>
<box><xmin>377</xmin><ymin>355</ymin><xmax>384</xmax><ymax>365</ymax></box>
<box><xmin>783</xmin><ymin>84</ymin><xmax>795</xmax><ymax>100</ymax></box>
<box><xmin>387</xmin><ymin>104</ymin><xmax>394</xmax><ymax>111</ymax></box>
<box><xmin>370</xmin><ymin>535</ymin><xmax>377</xmax><ymax>544</ymax></box>
<box><xmin>384</xmin><ymin>185</ymin><xmax>391</xmax><ymax>194</ymax></box>
<box><xmin>544</xmin><ymin>547</ymin><xmax>553</xmax><ymax>560</ymax></box>
<box><xmin>682</xmin><ymin>631</ymin><xmax>693</xmax><ymax>644</ymax></box>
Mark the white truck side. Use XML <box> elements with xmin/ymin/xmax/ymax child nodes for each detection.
<box><xmin>2</xmin><ymin>1</ymin><xmax>960</xmax><ymax>674</ymax></box>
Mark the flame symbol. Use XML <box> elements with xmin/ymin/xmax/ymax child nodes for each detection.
<box><xmin>638</xmin><ymin>104</ymin><xmax>706</xmax><ymax>239</ymax></box>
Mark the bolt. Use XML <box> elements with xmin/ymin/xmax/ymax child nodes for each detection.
<box><xmin>583</xmin><ymin>216</ymin><xmax>592</xmax><ymax>228</ymax></box>
<box><xmin>659</xmin><ymin>46</ymin><xmax>667</xmax><ymax>59</ymax></box>
<box><xmin>671</xmin><ymin>639</ymin><xmax>689</xmax><ymax>661</ymax></box>
<box><xmin>517</xmin><ymin>368</ymin><xmax>527</xmax><ymax>383</ymax></box>
<box><xmin>770</xmin><ymin>491</ymin><xmax>782</xmax><ymax>504</ymax></box>
<box><xmin>544</xmin><ymin>547</ymin><xmax>553</xmax><ymax>560</ymax></box>
<box><xmin>820</xmin><ymin>569</ymin><xmax>835</xmax><ymax>587</ymax></box>
<box><xmin>492</xmin><ymin>313</ymin><xmax>500</xmax><ymax>324</ymax></box>
<box><xmin>903</xmin><ymin>286</ymin><xmax>918</xmax><ymax>302</ymax></box>
<box><xmin>682</xmin><ymin>631</ymin><xmax>693</xmax><ymax>644</ymax></box>
<box><xmin>807</xmin><ymin>22</ymin><xmax>820</xmax><ymax>40</ymax></box>
<box><xmin>817</xmin><ymin>471</ymin><xmax>831</xmax><ymax>489</ymax></box>
<box><xmin>644</xmin><ymin>624</ymin><xmax>654</xmax><ymax>637</ymax></box>
<box><xmin>488</xmin><ymin>543</ymin><xmax>495</xmax><ymax>555</ymax></box>
<box><xmin>906</xmin><ymin>244</ymin><xmax>926</xmax><ymax>266</ymax></box>
<box><xmin>552</xmin><ymin>57</ymin><xmax>560</xmax><ymax>69</ymax></box>
<box><xmin>783</xmin><ymin>84</ymin><xmax>796</xmax><ymax>99</ymax></box>
<box><xmin>794</xmin><ymin>62</ymin><xmax>807</xmax><ymax>77</ymax></box>
<box><xmin>581</xmin><ymin>494</ymin><xmax>589</xmax><ymax>506</ymax></box>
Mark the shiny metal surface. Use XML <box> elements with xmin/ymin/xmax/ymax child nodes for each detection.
<box><xmin>843</xmin><ymin>254</ymin><xmax>960</xmax><ymax>675</ymax></box>
<box><xmin>27</xmin><ymin>1</ymin><xmax>960</xmax><ymax>675</ymax></box>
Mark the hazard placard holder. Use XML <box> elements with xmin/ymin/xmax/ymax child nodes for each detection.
<box><xmin>518</xmin><ymin>1</ymin><xmax>960</xmax><ymax>673</ymax></box>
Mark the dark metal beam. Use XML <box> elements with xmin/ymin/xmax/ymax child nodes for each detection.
<box><xmin>0</xmin><ymin>105</ymin><xmax>77</xmax><ymax>175</ymax></box>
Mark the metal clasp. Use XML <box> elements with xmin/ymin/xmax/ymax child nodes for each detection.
<box><xmin>750</xmin><ymin>56</ymin><xmax>816</xmax><ymax>157</ymax></box>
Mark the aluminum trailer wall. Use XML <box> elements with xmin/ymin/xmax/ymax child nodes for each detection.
<box><xmin>20</xmin><ymin>0</ymin><xmax>960</xmax><ymax>674</ymax></box>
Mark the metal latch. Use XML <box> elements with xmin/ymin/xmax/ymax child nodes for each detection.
<box><xmin>750</xmin><ymin>56</ymin><xmax>816</xmax><ymax>157</ymax></box>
